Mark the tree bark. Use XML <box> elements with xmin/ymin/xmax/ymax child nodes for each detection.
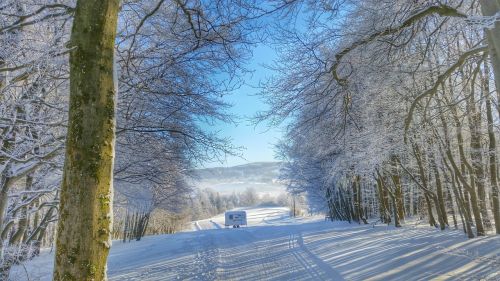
<box><xmin>448</xmin><ymin>100</ymin><xmax>485</xmax><ymax>236</ymax></box>
<box><xmin>480</xmin><ymin>0</ymin><xmax>500</xmax><ymax>93</ymax></box>
<box><xmin>53</xmin><ymin>0</ymin><xmax>120</xmax><ymax>280</ymax></box>
<box><xmin>465</xmin><ymin>76</ymin><xmax>490</xmax><ymax>229</ymax></box>
<box><xmin>376</xmin><ymin>169</ymin><xmax>400</xmax><ymax>227</ymax></box>
<box><xmin>429</xmin><ymin>149</ymin><xmax>448</xmax><ymax>229</ymax></box>
<box><xmin>353</xmin><ymin>176</ymin><xmax>367</xmax><ymax>224</ymax></box>
<box><xmin>376</xmin><ymin>176</ymin><xmax>391</xmax><ymax>223</ymax></box>
<box><xmin>436</xmin><ymin>92</ymin><xmax>475</xmax><ymax>237</ymax></box>
<box><xmin>483</xmin><ymin>63</ymin><xmax>500</xmax><ymax>234</ymax></box>
<box><xmin>433</xmin><ymin>165</ymin><xmax>447</xmax><ymax>229</ymax></box>
<box><xmin>445</xmin><ymin>148</ymin><xmax>486</xmax><ymax>236</ymax></box>
<box><xmin>412</xmin><ymin>143</ymin><xmax>438</xmax><ymax>227</ymax></box>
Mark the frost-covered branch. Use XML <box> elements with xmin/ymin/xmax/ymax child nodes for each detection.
<box><xmin>403</xmin><ymin>45</ymin><xmax>488</xmax><ymax>143</ymax></box>
<box><xmin>330</xmin><ymin>4</ymin><xmax>467</xmax><ymax>86</ymax></box>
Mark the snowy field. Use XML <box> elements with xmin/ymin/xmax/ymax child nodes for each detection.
<box><xmin>10</xmin><ymin>207</ymin><xmax>500</xmax><ymax>281</ymax></box>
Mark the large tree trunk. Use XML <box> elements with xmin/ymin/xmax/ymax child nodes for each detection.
<box><xmin>481</xmin><ymin>0</ymin><xmax>500</xmax><ymax>93</ymax></box>
<box><xmin>53</xmin><ymin>1</ymin><xmax>120</xmax><ymax>280</ymax></box>
<box><xmin>483</xmin><ymin>63</ymin><xmax>500</xmax><ymax>234</ymax></box>
<box><xmin>485</xmin><ymin>93</ymin><xmax>500</xmax><ymax>234</ymax></box>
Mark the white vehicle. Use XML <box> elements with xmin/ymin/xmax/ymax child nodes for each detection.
<box><xmin>225</xmin><ymin>211</ymin><xmax>247</xmax><ymax>228</ymax></box>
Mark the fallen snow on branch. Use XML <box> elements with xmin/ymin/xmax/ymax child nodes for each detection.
<box><xmin>465</xmin><ymin>12</ymin><xmax>500</xmax><ymax>29</ymax></box>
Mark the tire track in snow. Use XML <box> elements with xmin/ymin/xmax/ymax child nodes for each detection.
<box><xmin>108</xmin><ymin>232</ymin><xmax>220</xmax><ymax>281</ymax></box>
<box><xmin>110</xmin><ymin>208</ymin><xmax>341</xmax><ymax>280</ymax></box>
<box><xmin>288</xmin><ymin>233</ymin><xmax>324</xmax><ymax>280</ymax></box>
<box><xmin>216</xmin><ymin>229</ymin><xmax>279</xmax><ymax>280</ymax></box>
<box><xmin>291</xmin><ymin>232</ymin><xmax>345</xmax><ymax>280</ymax></box>
<box><xmin>176</xmin><ymin>232</ymin><xmax>220</xmax><ymax>280</ymax></box>
<box><xmin>215</xmin><ymin>228</ymin><xmax>343</xmax><ymax>280</ymax></box>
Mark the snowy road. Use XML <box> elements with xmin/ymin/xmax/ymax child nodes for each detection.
<box><xmin>107</xmin><ymin>208</ymin><xmax>344</xmax><ymax>281</ymax></box>
<box><xmin>10</xmin><ymin>207</ymin><xmax>500</xmax><ymax>281</ymax></box>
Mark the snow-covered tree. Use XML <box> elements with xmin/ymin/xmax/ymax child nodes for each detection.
<box><xmin>262</xmin><ymin>0</ymin><xmax>500</xmax><ymax>237</ymax></box>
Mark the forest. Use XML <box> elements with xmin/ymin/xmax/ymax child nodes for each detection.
<box><xmin>1</xmin><ymin>0</ymin><xmax>500</xmax><ymax>280</ymax></box>
<box><xmin>268</xmin><ymin>0</ymin><xmax>500</xmax><ymax>239</ymax></box>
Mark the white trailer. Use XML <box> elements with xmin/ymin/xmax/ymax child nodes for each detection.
<box><xmin>224</xmin><ymin>211</ymin><xmax>247</xmax><ymax>228</ymax></box>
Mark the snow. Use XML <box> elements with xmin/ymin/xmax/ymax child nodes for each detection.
<box><xmin>10</xmin><ymin>207</ymin><xmax>500</xmax><ymax>281</ymax></box>
<box><xmin>194</xmin><ymin>207</ymin><xmax>299</xmax><ymax>230</ymax></box>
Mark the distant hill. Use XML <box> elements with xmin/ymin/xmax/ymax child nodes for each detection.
<box><xmin>190</xmin><ymin>162</ymin><xmax>286</xmax><ymax>196</ymax></box>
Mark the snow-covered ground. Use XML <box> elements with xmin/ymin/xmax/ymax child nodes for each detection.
<box><xmin>10</xmin><ymin>207</ymin><xmax>500</xmax><ymax>280</ymax></box>
<box><xmin>193</xmin><ymin>207</ymin><xmax>301</xmax><ymax>230</ymax></box>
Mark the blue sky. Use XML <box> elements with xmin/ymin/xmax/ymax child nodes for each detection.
<box><xmin>205</xmin><ymin>44</ymin><xmax>284</xmax><ymax>168</ymax></box>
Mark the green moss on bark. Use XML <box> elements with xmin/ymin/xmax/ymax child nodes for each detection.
<box><xmin>53</xmin><ymin>0</ymin><xmax>120</xmax><ymax>280</ymax></box>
